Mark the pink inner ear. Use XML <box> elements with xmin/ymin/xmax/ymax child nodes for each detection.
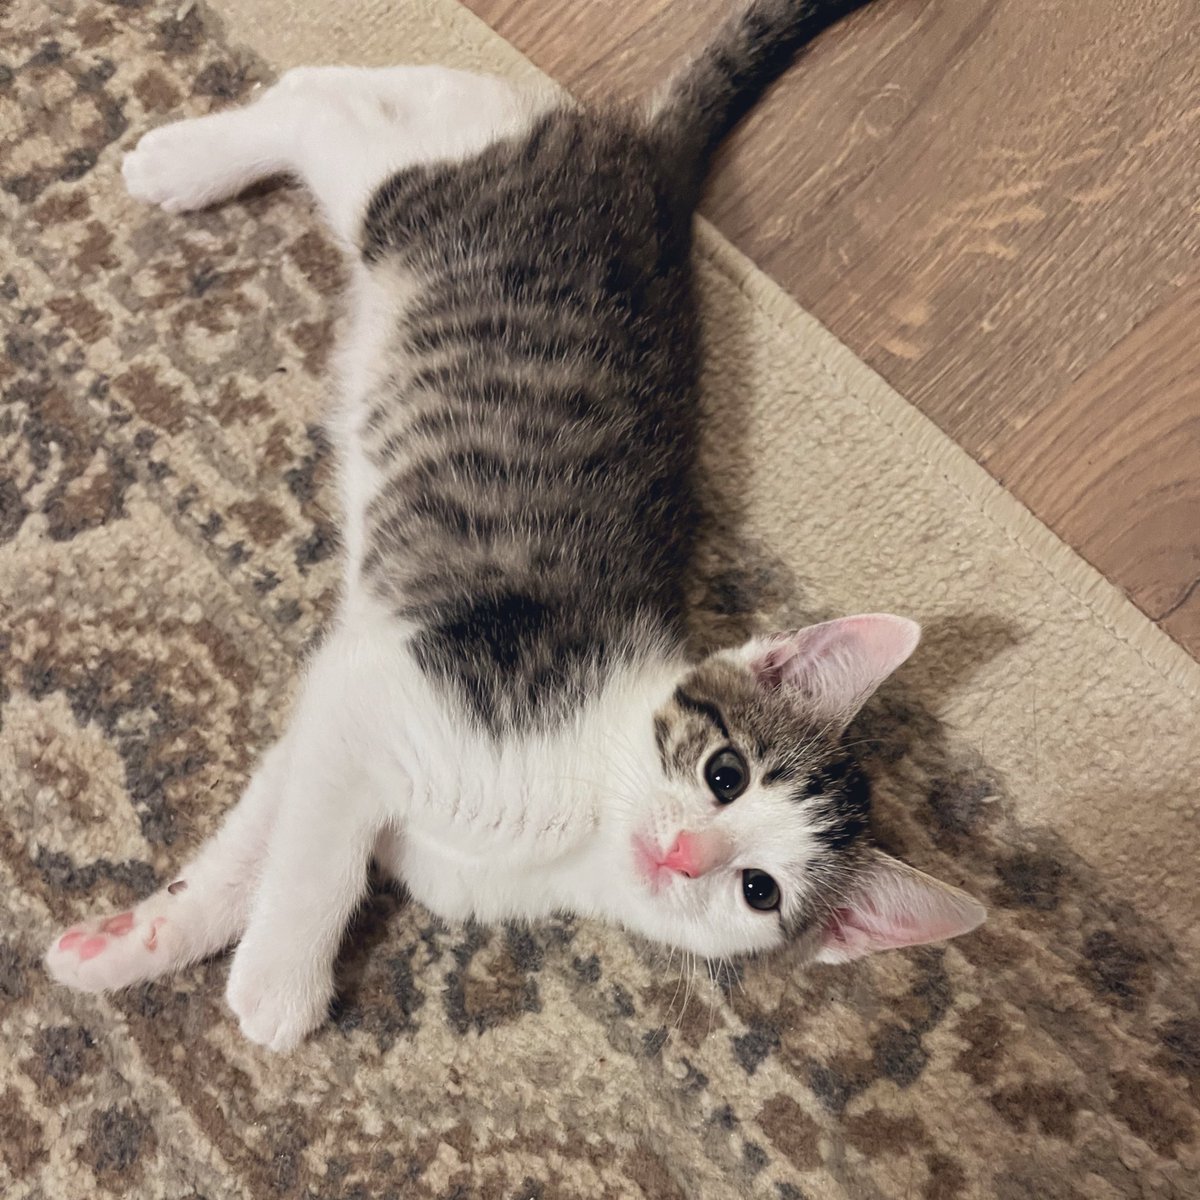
<box><xmin>823</xmin><ymin>901</ymin><xmax>962</xmax><ymax>960</ymax></box>
<box><xmin>818</xmin><ymin>856</ymin><xmax>986</xmax><ymax>963</ymax></box>
<box><xmin>750</xmin><ymin>640</ymin><xmax>803</xmax><ymax>691</ymax></box>
<box><xmin>748</xmin><ymin>614</ymin><xmax>921</xmax><ymax>720</ymax></box>
<box><xmin>822</xmin><ymin>904</ymin><xmax>897</xmax><ymax>959</ymax></box>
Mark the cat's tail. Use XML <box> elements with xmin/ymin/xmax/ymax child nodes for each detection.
<box><xmin>647</xmin><ymin>0</ymin><xmax>876</xmax><ymax>196</ymax></box>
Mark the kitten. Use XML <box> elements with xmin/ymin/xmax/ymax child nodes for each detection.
<box><xmin>45</xmin><ymin>0</ymin><xmax>984</xmax><ymax>1051</ymax></box>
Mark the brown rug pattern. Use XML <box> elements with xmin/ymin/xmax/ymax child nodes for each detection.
<box><xmin>1</xmin><ymin>1</ymin><xmax>1198</xmax><ymax>1197</ymax></box>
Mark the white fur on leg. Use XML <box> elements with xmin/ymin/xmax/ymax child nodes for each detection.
<box><xmin>121</xmin><ymin>65</ymin><xmax>545</xmax><ymax>241</ymax></box>
<box><xmin>121</xmin><ymin>101</ymin><xmax>296</xmax><ymax>212</ymax></box>
<box><xmin>44</xmin><ymin>738</ymin><xmax>289</xmax><ymax>991</ymax></box>
<box><xmin>224</xmin><ymin>631</ymin><xmax>400</xmax><ymax>1051</ymax></box>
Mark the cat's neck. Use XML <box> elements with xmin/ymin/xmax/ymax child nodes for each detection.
<box><xmin>528</xmin><ymin>651</ymin><xmax>685</xmax><ymax>904</ymax></box>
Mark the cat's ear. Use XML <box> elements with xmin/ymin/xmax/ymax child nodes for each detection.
<box><xmin>739</xmin><ymin>613</ymin><xmax>920</xmax><ymax>731</ymax></box>
<box><xmin>814</xmin><ymin>850</ymin><xmax>986</xmax><ymax>964</ymax></box>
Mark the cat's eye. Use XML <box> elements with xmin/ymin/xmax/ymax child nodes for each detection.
<box><xmin>705</xmin><ymin>748</ymin><xmax>748</xmax><ymax>803</ymax></box>
<box><xmin>742</xmin><ymin>869</ymin><xmax>781</xmax><ymax>912</ymax></box>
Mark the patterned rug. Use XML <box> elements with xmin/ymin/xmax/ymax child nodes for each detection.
<box><xmin>2</xmin><ymin>1</ymin><xmax>1198</xmax><ymax>1196</ymax></box>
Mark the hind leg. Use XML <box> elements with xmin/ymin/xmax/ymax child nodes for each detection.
<box><xmin>45</xmin><ymin>738</ymin><xmax>290</xmax><ymax>992</ymax></box>
<box><xmin>121</xmin><ymin>64</ymin><xmax>539</xmax><ymax>242</ymax></box>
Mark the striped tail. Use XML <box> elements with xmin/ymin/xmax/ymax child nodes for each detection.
<box><xmin>649</xmin><ymin>0</ymin><xmax>877</xmax><ymax>195</ymax></box>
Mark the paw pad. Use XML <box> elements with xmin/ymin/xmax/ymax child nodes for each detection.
<box><xmin>46</xmin><ymin>908</ymin><xmax>172</xmax><ymax>993</ymax></box>
<box><xmin>78</xmin><ymin>936</ymin><xmax>108</xmax><ymax>961</ymax></box>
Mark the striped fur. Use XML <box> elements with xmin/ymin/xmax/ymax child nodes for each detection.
<box><xmin>649</xmin><ymin>0</ymin><xmax>876</xmax><ymax>200</ymax></box>
<box><xmin>356</xmin><ymin>3</ymin><xmax>876</xmax><ymax>734</ymax></box>
<box><xmin>357</xmin><ymin>107</ymin><xmax>701</xmax><ymax>732</ymax></box>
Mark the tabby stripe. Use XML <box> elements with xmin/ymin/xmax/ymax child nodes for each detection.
<box><xmin>672</xmin><ymin>688</ymin><xmax>730</xmax><ymax>740</ymax></box>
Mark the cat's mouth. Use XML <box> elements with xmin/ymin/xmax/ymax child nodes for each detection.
<box><xmin>631</xmin><ymin>834</ymin><xmax>671</xmax><ymax>895</ymax></box>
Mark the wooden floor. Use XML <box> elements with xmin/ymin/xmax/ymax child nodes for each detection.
<box><xmin>463</xmin><ymin>0</ymin><xmax>1200</xmax><ymax>659</ymax></box>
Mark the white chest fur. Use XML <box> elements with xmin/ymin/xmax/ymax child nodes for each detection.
<box><xmin>368</xmin><ymin>647</ymin><xmax>680</xmax><ymax>926</ymax></box>
<box><xmin>378</xmin><ymin>734</ymin><xmax>600</xmax><ymax>924</ymax></box>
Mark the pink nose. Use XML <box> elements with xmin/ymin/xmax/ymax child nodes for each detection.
<box><xmin>660</xmin><ymin>830</ymin><xmax>732</xmax><ymax>878</ymax></box>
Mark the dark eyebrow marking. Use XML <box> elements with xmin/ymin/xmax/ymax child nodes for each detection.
<box><xmin>673</xmin><ymin>688</ymin><xmax>729</xmax><ymax>740</ymax></box>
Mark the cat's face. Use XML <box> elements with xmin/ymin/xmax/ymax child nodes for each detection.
<box><xmin>630</xmin><ymin>656</ymin><xmax>864</xmax><ymax>958</ymax></box>
<box><xmin>608</xmin><ymin>615</ymin><xmax>985</xmax><ymax>962</ymax></box>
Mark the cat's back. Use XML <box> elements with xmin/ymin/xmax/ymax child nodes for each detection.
<box><xmin>352</xmin><ymin>105</ymin><xmax>702</xmax><ymax>733</ymax></box>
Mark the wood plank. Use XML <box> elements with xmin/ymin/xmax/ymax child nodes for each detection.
<box><xmin>462</xmin><ymin>0</ymin><xmax>1200</xmax><ymax>658</ymax></box>
<box><xmin>1001</xmin><ymin>279</ymin><xmax>1200</xmax><ymax>647</ymax></box>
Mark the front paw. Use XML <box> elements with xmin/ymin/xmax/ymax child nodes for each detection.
<box><xmin>225</xmin><ymin>945</ymin><xmax>333</xmax><ymax>1052</ymax></box>
<box><xmin>122</xmin><ymin>119</ymin><xmax>230</xmax><ymax>213</ymax></box>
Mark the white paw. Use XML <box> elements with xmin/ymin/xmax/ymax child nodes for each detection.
<box><xmin>122</xmin><ymin>119</ymin><xmax>233</xmax><ymax>213</ymax></box>
<box><xmin>45</xmin><ymin>907</ymin><xmax>173</xmax><ymax>993</ymax></box>
<box><xmin>225</xmin><ymin>947</ymin><xmax>331</xmax><ymax>1053</ymax></box>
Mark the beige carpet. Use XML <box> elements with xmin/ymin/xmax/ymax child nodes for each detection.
<box><xmin>2</xmin><ymin>1</ymin><xmax>1198</xmax><ymax>1196</ymax></box>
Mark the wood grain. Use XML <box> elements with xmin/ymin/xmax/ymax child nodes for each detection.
<box><xmin>462</xmin><ymin>0</ymin><xmax>1200</xmax><ymax>658</ymax></box>
<box><xmin>1003</xmin><ymin>278</ymin><xmax>1200</xmax><ymax>648</ymax></box>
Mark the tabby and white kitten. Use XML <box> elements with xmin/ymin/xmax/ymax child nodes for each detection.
<box><xmin>46</xmin><ymin>0</ymin><xmax>984</xmax><ymax>1051</ymax></box>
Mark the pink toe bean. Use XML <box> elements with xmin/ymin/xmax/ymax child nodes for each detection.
<box><xmin>78</xmin><ymin>936</ymin><xmax>108</xmax><ymax>961</ymax></box>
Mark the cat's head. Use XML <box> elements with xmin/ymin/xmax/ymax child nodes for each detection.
<box><xmin>612</xmin><ymin>614</ymin><xmax>985</xmax><ymax>962</ymax></box>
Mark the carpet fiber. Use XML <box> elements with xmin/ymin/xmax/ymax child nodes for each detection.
<box><xmin>2</xmin><ymin>1</ymin><xmax>1198</xmax><ymax>1196</ymax></box>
